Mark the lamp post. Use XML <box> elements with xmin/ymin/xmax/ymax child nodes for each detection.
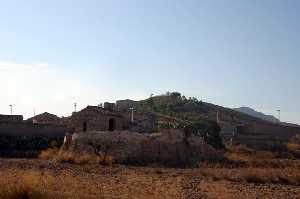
<box><xmin>9</xmin><ymin>105</ymin><xmax>12</xmax><ymax>115</ymax></box>
<box><xmin>74</xmin><ymin>103</ymin><xmax>77</xmax><ymax>112</ymax></box>
<box><xmin>130</xmin><ymin>107</ymin><xmax>134</xmax><ymax>123</ymax></box>
<box><xmin>277</xmin><ymin>110</ymin><xmax>281</xmax><ymax>122</ymax></box>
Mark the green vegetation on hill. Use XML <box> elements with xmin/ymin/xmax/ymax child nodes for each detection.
<box><xmin>137</xmin><ymin>92</ymin><xmax>205</xmax><ymax>121</ymax></box>
<box><xmin>186</xmin><ymin>120</ymin><xmax>224</xmax><ymax>149</ymax></box>
<box><xmin>136</xmin><ymin>92</ymin><xmax>224</xmax><ymax>149</ymax></box>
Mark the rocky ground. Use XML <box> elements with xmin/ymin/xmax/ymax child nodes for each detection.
<box><xmin>0</xmin><ymin>158</ymin><xmax>299</xmax><ymax>199</ymax></box>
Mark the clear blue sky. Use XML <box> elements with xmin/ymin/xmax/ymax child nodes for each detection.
<box><xmin>0</xmin><ymin>0</ymin><xmax>299</xmax><ymax>124</ymax></box>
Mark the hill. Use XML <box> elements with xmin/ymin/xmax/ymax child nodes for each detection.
<box><xmin>116</xmin><ymin>92</ymin><xmax>300</xmax><ymax>150</ymax></box>
<box><xmin>234</xmin><ymin>107</ymin><xmax>280</xmax><ymax>123</ymax></box>
<box><xmin>132</xmin><ymin>92</ymin><xmax>268</xmax><ymax>126</ymax></box>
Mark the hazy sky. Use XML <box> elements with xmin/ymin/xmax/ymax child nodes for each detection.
<box><xmin>0</xmin><ymin>0</ymin><xmax>299</xmax><ymax>123</ymax></box>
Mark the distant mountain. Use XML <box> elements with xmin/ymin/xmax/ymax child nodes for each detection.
<box><xmin>280</xmin><ymin>122</ymin><xmax>300</xmax><ymax>128</ymax></box>
<box><xmin>234</xmin><ymin>107</ymin><xmax>279</xmax><ymax>123</ymax></box>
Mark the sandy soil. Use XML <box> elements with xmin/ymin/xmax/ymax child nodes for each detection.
<box><xmin>0</xmin><ymin>158</ymin><xmax>299</xmax><ymax>199</ymax></box>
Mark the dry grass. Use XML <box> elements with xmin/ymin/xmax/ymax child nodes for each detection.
<box><xmin>39</xmin><ymin>148</ymin><xmax>113</xmax><ymax>165</ymax></box>
<box><xmin>287</xmin><ymin>143</ymin><xmax>300</xmax><ymax>151</ymax></box>
<box><xmin>284</xmin><ymin>143</ymin><xmax>300</xmax><ymax>159</ymax></box>
<box><xmin>0</xmin><ymin>157</ymin><xmax>299</xmax><ymax>199</ymax></box>
<box><xmin>198</xmin><ymin>167</ymin><xmax>300</xmax><ymax>185</ymax></box>
<box><xmin>0</xmin><ymin>167</ymin><xmax>180</xmax><ymax>199</ymax></box>
<box><xmin>39</xmin><ymin>148</ymin><xmax>58</xmax><ymax>160</ymax></box>
<box><xmin>224</xmin><ymin>144</ymin><xmax>300</xmax><ymax>169</ymax></box>
<box><xmin>197</xmin><ymin>145</ymin><xmax>300</xmax><ymax>186</ymax></box>
<box><xmin>241</xmin><ymin>169</ymin><xmax>300</xmax><ymax>185</ymax></box>
<box><xmin>0</xmin><ymin>145</ymin><xmax>287</xmax><ymax>198</ymax></box>
<box><xmin>0</xmin><ymin>169</ymin><xmax>105</xmax><ymax>199</ymax></box>
<box><xmin>0</xmin><ymin>171</ymin><xmax>51</xmax><ymax>199</ymax></box>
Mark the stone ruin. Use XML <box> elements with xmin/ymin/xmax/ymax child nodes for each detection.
<box><xmin>64</xmin><ymin>129</ymin><xmax>222</xmax><ymax>167</ymax></box>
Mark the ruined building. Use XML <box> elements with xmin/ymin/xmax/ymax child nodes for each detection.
<box><xmin>116</xmin><ymin>99</ymin><xmax>137</xmax><ymax>111</ymax></box>
<box><xmin>65</xmin><ymin>105</ymin><xmax>130</xmax><ymax>133</ymax></box>
<box><xmin>27</xmin><ymin>112</ymin><xmax>62</xmax><ymax>125</ymax></box>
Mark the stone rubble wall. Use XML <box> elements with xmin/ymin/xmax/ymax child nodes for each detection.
<box><xmin>68</xmin><ymin>130</ymin><xmax>222</xmax><ymax>166</ymax></box>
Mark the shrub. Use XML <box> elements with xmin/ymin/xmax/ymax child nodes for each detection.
<box><xmin>286</xmin><ymin>142</ymin><xmax>300</xmax><ymax>158</ymax></box>
<box><xmin>287</xmin><ymin>143</ymin><xmax>300</xmax><ymax>151</ymax></box>
<box><xmin>39</xmin><ymin>148</ymin><xmax>113</xmax><ymax>166</ymax></box>
<box><xmin>185</xmin><ymin>120</ymin><xmax>224</xmax><ymax>149</ymax></box>
<box><xmin>39</xmin><ymin>148</ymin><xmax>59</xmax><ymax>160</ymax></box>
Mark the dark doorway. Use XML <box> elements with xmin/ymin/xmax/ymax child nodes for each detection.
<box><xmin>108</xmin><ymin>118</ymin><xmax>115</xmax><ymax>131</ymax></box>
<box><xmin>83</xmin><ymin>122</ymin><xmax>87</xmax><ymax>132</ymax></box>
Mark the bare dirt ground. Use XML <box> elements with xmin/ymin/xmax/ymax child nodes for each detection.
<box><xmin>0</xmin><ymin>158</ymin><xmax>299</xmax><ymax>199</ymax></box>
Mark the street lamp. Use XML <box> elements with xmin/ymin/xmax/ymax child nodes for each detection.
<box><xmin>9</xmin><ymin>105</ymin><xmax>12</xmax><ymax>115</ymax></box>
<box><xmin>130</xmin><ymin>107</ymin><xmax>134</xmax><ymax>123</ymax></box>
<box><xmin>74</xmin><ymin>103</ymin><xmax>77</xmax><ymax>112</ymax></box>
<box><xmin>277</xmin><ymin>110</ymin><xmax>281</xmax><ymax>122</ymax></box>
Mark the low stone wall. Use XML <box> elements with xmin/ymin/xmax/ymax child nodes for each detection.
<box><xmin>0</xmin><ymin>122</ymin><xmax>69</xmax><ymax>157</ymax></box>
<box><xmin>235</xmin><ymin>123</ymin><xmax>300</xmax><ymax>150</ymax></box>
<box><xmin>0</xmin><ymin>122</ymin><xmax>69</xmax><ymax>138</ymax></box>
<box><xmin>0</xmin><ymin>115</ymin><xmax>23</xmax><ymax>122</ymax></box>
<box><xmin>0</xmin><ymin>135</ymin><xmax>63</xmax><ymax>157</ymax></box>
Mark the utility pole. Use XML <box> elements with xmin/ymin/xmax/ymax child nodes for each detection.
<box><xmin>74</xmin><ymin>103</ymin><xmax>77</xmax><ymax>112</ymax></box>
<box><xmin>130</xmin><ymin>107</ymin><xmax>134</xmax><ymax>123</ymax></box>
<box><xmin>9</xmin><ymin>105</ymin><xmax>12</xmax><ymax>115</ymax></box>
<box><xmin>216</xmin><ymin>111</ymin><xmax>220</xmax><ymax>124</ymax></box>
<box><xmin>277</xmin><ymin>109</ymin><xmax>281</xmax><ymax>122</ymax></box>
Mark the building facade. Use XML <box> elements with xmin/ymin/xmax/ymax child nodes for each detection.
<box><xmin>65</xmin><ymin>106</ymin><xmax>130</xmax><ymax>133</ymax></box>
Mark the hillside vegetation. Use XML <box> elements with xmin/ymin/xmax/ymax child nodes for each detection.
<box><xmin>135</xmin><ymin>92</ymin><xmax>265</xmax><ymax>126</ymax></box>
<box><xmin>135</xmin><ymin>92</ymin><xmax>225</xmax><ymax>149</ymax></box>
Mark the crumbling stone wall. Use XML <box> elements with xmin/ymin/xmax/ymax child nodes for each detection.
<box><xmin>129</xmin><ymin>112</ymin><xmax>156</xmax><ymax>133</ymax></box>
<box><xmin>69</xmin><ymin>130</ymin><xmax>222</xmax><ymax>167</ymax></box>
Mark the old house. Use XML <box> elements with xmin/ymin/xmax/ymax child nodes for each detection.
<box><xmin>103</xmin><ymin>102</ymin><xmax>116</xmax><ymax>111</ymax></box>
<box><xmin>66</xmin><ymin>106</ymin><xmax>130</xmax><ymax>133</ymax></box>
<box><xmin>27</xmin><ymin>112</ymin><xmax>62</xmax><ymax>125</ymax></box>
<box><xmin>116</xmin><ymin>99</ymin><xmax>137</xmax><ymax>111</ymax></box>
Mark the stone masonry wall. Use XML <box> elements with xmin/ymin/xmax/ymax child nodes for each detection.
<box><xmin>235</xmin><ymin>123</ymin><xmax>300</xmax><ymax>150</ymax></box>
